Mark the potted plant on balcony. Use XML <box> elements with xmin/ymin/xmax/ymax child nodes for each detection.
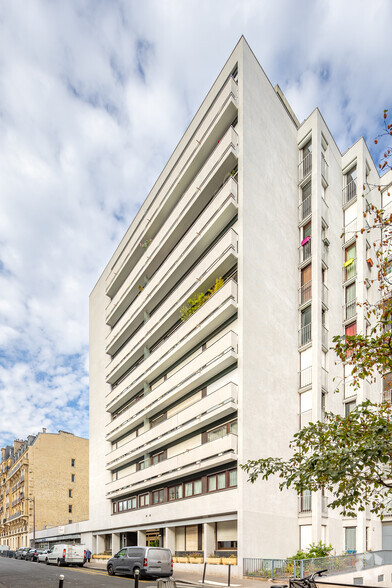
<box><xmin>222</xmin><ymin>554</ymin><xmax>237</xmax><ymax>565</ymax></box>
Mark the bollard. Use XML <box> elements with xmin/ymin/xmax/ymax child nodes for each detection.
<box><xmin>227</xmin><ymin>563</ymin><xmax>231</xmax><ymax>587</ymax></box>
<box><xmin>134</xmin><ymin>567</ymin><xmax>140</xmax><ymax>588</ymax></box>
<box><xmin>58</xmin><ymin>574</ymin><xmax>64</xmax><ymax>588</ymax></box>
<box><xmin>202</xmin><ymin>562</ymin><xmax>207</xmax><ymax>584</ymax></box>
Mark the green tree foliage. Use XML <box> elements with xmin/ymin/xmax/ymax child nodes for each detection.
<box><xmin>288</xmin><ymin>541</ymin><xmax>334</xmax><ymax>561</ymax></box>
<box><xmin>241</xmin><ymin>113</ymin><xmax>392</xmax><ymax>519</ymax></box>
<box><xmin>180</xmin><ymin>277</ymin><xmax>224</xmax><ymax>321</ymax></box>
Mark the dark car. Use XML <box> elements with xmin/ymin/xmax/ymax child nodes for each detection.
<box><xmin>25</xmin><ymin>549</ymin><xmax>38</xmax><ymax>561</ymax></box>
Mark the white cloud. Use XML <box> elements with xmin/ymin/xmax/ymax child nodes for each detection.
<box><xmin>0</xmin><ymin>0</ymin><xmax>392</xmax><ymax>447</ymax></box>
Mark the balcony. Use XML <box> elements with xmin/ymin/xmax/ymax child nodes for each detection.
<box><xmin>299</xmin><ymin>366</ymin><xmax>311</xmax><ymax>389</ymax></box>
<box><xmin>343</xmin><ymin>219</ymin><xmax>357</xmax><ymax>243</ymax></box>
<box><xmin>106</xmin><ymin>329</ymin><xmax>238</xmax><ymax>415</ymax></box>
<box><xmin>299</xmin><ymin>240</ymin><xmax>312</xmax><ymax>265</ymax></box>
<box><xmin>299</xmin><ymin>280</ymin><xmax>311</xmax><ymax>306</ymax></box>
<box><xmin>344</xmin><ymin>298</ymin><xmax>357</xmax><ymax>321</ymax></box>
<box><xmin>322</xmin><ymin>326</ymin><xmax>328</xmax><ymax>350</ymax></box>
<box><xmin>322</xmin><ymin>283</ymin><xmax>328</xmax><ymax>307</ymax></box>
<box><xmin>321</xmin><ymin>243</ymin><xmax>328</xmax><ymax>267</ymax></box>
<box><xmin>321</xmin><ymin>197</ymin><xmax>328</xmax><ymax>226</ymax></box>
<box><xmin>106</xmin><ymin>179</ymin><xmax>238</xmax><ymax>354</ymax></box>
<box><xmin>106</xmin><ymin>433</ymin><xmax>238</xmax><ymax>499</ymax></box>
<box><xmin>343</xmin><ymin>259</ymin><xmax>357</xmax><ymax>283</ymax></box>
<box><xmin>106</xmin><ymin>95</ymin><xmax>239</xmax><ymax>300</ymax></box>
<box><xmin>298</xmin><ymin>153</ymin><xmax>312</xmax><ymax>183</ymax></box>
<box><xmin>342</xmin><ymin>179</ymin><xmax>357</xmax><ymax>206</ymax></box>
<box><xmin>8</xmin><ymin>511</ymin><xmax>21</xmax><ymax>521</ymax></box>
<box><xmin>106</xmin><ymin>251</ymin><xmax>238</xmax><ymax>387</ymax></box>
<box><xmin>299</xmin><ymin>195</ymin><xmax>311</xmax><ymax>222</ymax></box>
<box><xmin>299</xmin><ymin>323</ymin><xmax>311</xmax><ymax>347</ymax></box>
<box><xmin>321</xmin><ymin>367</ymin><xmax>328</xmax><ymax>390</ymax></box>
<box><xmin>344</xmin><ymin>376</ymin><xmax>356</xmax><ymax>399</ymax></box>
<box><xmin>298</xmin><ymin>492</ymin><xmax>311</xmax><ymax>513</ymax></box>
<box><xmin>321</xmin><ymin>153</ymin><xmax>328</xmax><ymax>184</ymax></box>
<box><xmin>106</xmin><ymin>382</ymin><xmax>238</xmax><ymax>469</ymax></box>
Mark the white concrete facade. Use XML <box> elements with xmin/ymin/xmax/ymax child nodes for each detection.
<box><xmin>85</xmin><ymin>37</ymin><xmax>391</xmax><ymax>565</ymax></box>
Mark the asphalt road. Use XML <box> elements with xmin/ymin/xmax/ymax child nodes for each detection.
<box><xmin>0</xmin><ymin>557</ymin><xmax>158</xmax><ymax>587</ymax></box>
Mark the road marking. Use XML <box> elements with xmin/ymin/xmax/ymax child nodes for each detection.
<box><xmin>66</xmin><ymin>567</ymin><xmax>153</xmax><ymax>582</ymax></box>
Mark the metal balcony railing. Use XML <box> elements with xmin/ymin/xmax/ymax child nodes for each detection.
<box><xmin>344</xmin><ymin>298</ymin><xmax>357</xmax><ymax>321</ymax></box>
<box><xmin>321</xmin><ymin>153</ymin><xmax>328</xmax><ymax>183</ymax></box>
<box><xmin>299</xmin><ymin>492</ymin><xmax>312</xmax><ymax>513</ymax></box>
<box><xmin>299</xmin><ymin>153</ymin><xmax>312</xmax><ymax>182</ymax></box>
<box><xmin>299</xmin><ymin>323</ymin><xmax>311</xmax><ymax>347</ymax></box>
<box><xmin>343</xmin><ymin>218</ymin><xmax>357</xmax><ymax>243</ymax></box>
<box><xmin>321</xmin><ymin>367</ymin><xmax>328</xmax><ymax>390</ymax></box>
<box><xmin>343</xmin><ymin>179</ymin><xmax>357</xmax><ymax>205</ymax></box>
<box><xmin>299</xmin><ymin>366</ymin><xmax>312</xmax><ymax>388</ymax></box>
<box><xmin>299</xmin><ymin>195</ymin><xmax>311</xmax><ymax>221</ymax></box>
<box><xmin>321</xmin><ymin>244</ymin><xmax>328</xmax><ymax>266</ymax></box>
<box><xmin>343</xmin><ymin>259</ymin><xmax>357</xmax><ymax>282</ymax></box>
<box><xmin>322</xmin><ymin>283</ymin><xmax>328</xmax><ymax>307</ymax></box>
<box><xmin>299</xmin><ymin>280</ymin><xmax>312</xmax><ymax>305</ymax></box>
<box><xmin>299</xmin><ymin>241</ymin><xmax>312</xmax><ymax>264</ymax></box>
<box><xmin>321</xmin><ymin>197</ymin><xmax>328</xmax><ymax>225</ymax></box>
<box><xmin>322</xmin><ymin>325</ymin><xmax>328</xmax><ymax>349</ymax></box>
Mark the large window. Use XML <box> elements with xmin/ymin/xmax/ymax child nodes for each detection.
<box><xmin>301</xmin><ymin>264</ymin><xmax>312</xmax><ymax>304</ymax></box>
<box><xmin>301</xmin><ymin>140</ymin><xmax>312</xmax><ymax>178</ymax></box>
<box><xmin>345</xmin><ymin>167</ymin><xmax>357</xmax><ymax>203</ymax></box>
<box><xmin>208</xmin><ymin>473</ymin><xmax>226</xmax><ymax>492</ymax></box>
<box><xmin>345</xmin><ymin>243</ymin><xmax>356</xmax><ymax>281</ymax></box>
<box><xmin>345</xmin><ymin>527</ymin><xmax>356</xmax><ymax>552</ymax></box>
<box><xmin>301</xmin><ymin>306</ymin><xmax>312</xmax><ymax>346</ymax></box>
<box><xmin>139</xmin><ymin>494</ymin><xmax>149</xmax><ymax>507</ymax></box>
<box><xmin>152</xmin><ymin>489</ymin><xmax>164</xmax><ymax>504</ymax></box>
<box><xmin>345</xmin><ymin>283</ymin><xmax>356</xmax><ymax>320</ymax></box>
<box><xmin>301</xmin><ymin>181</ymin><xmax>312</xmax><ymax>220</ymax></box>
<box><xmin>168</xmin><ymin>485</ymin><xmax>183</xmax><ymax>501</ymax></box>
<box><xmin>207</xmin><ymin>419</ymin><xmax>237</xmax><ymax>442</ymax></box>
<box><xmin>184</xmin><ymin>480</ymin><xmax>202</xmax><ymax>497</ymax></box>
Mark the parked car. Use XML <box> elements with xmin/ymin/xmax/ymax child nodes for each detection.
<box><xmin>107</xmin><ymin>546</ymin><xmax>173</xmax><ymax>578</ymax></box>
<box><xmin>45</xmin><ymin>544</ymin><xmax>86</xmax><ymax>567</ymax></box>
<box><xmin>15</xmin><ymin>547</ymin><xmax>30</xmax><ymax>559</ymax></box>
<box><xmin>25</xmin><ymin>549</ymin><xmax>38</xmax><ymax>561</ymax></box>
<box><xmin>37</xmin><ymin>549</ymin><xmax>51</xmax><ymax>563</ymax></box>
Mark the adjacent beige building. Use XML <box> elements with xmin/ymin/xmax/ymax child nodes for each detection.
<box><xmin>0</xmin><ymin>430</ymin><xmax>89</xmax><ymax>549</ymax></box>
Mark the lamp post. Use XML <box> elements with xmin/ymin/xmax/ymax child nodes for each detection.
<box><xmin>26</xmin><ymin>497</ymin><xmax>35</xmax><ymax>547</ymax></box>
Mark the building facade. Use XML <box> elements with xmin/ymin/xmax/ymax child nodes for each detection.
<box><xmin>87</xmin><ymin>37</ymin><xmax>391</xmax><ymax>562</ymax></box>
<box><xmin>0</xmin><ymin>430</ymin><xmax>89</xmax><ymax>549</ymax></box>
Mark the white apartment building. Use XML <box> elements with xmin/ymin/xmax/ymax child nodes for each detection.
<box><xmin>86</xmin><ymin>37</ymin><xmax>392</xmax><ymax>563</ymax></box>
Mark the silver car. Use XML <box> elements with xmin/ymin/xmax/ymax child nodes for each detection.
<box><xmin>107</xmin><ymin>546</ymin><xmax>173</xmax><ymax>578</ymax></box>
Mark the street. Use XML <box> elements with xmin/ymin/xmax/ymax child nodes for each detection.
<box><xmin>0</xmin><ymin>558</ymin><xmax>158</xmax><ymax>587</ymax></box>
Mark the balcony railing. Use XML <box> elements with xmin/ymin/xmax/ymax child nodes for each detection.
<box><xmin>299</xmin><ymin>367</ymin><xmax>312</xmax><ymax>388</ymax></box>
<box><xmin>322</xmin><ymin>326</ymin><xmax>328</xmax><ymax>349</ymax></box>
<box><xmin>299</xmin><ymin>153</ymin><xmax>312</xmax><ymax>182</ymax></box>
<box><xmin>299</xmin><ymin>324</ymin><xmax>311</xmax><ymax>347</ymax></box>
<box><xmin>343</xmin><ymin>259</ymin><xmax>357</xmax><ymax>282</ymax></box>
<box><xmin>322</xmin><ymin>283</ymin><xmax>328</xmax><ymax>307</ymax></box>
<box><xmin>343</xmin><ymin>179</ymin><xmax>357</xmax><ymax>205</ymax></box>
<box><xmin>299</xmin><ymin>492</ymin><xmax>312</xmax><ymax>513</ymax></box>
<box><xmin>299</xmin><ymin>195</ymin><xmax>311</xmax><ymax>221</ymax></box>
<box><xmin>321</xmin><ymin>367</ymin><xmax>328</xmax><ymax>390</ymax></box>
<box><xmin>299</xmin><ymin>280</ymin><xmax>312</xmax><ymax>306</ymax></box>
<box><xmin>299</xmin><ymin>241</ymin><xmax>311</xmax><ymax>264</ymax></box>
<box><xmin>322</xmin><ymin>495</ymin><xmax>328</xmax><ymax>514</ymax></box>
<box><xmin>344</xmin><ymin>298</ymin><xmax>357</xmax><ymax>321</ymax></box>
<box><xmin>321</xmin><ymin>197</ymin><xmax>328</xmax><ymax>225</ymax></box>
<box><xmin>321</xmin><ymin>243</ymin><xmax>328</xmax><ymax>266</ymax></box>
<box><xmin>321</xmin><ymin>153</ymin><xmax>328</xmax><ymax>183</ymax></box>
<box><xmin>343</xmin><ymin>218</ymin><xmax>357</xmax><ymax>243</ymax></box>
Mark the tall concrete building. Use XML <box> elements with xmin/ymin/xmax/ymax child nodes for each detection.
<box><xmin>88</xmin><ymin>37</ymin><xmax>391</xmax><ymax>562</ymax></box>
<box><xmin>0</xmin><ymin>431</ymin><xmax>89</xmax><ymax>549</ymax></box>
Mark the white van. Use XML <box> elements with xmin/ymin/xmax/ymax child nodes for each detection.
<box><xmin>45</xmin><ymin>544</ymin><xmax>86</xmax><ymax>567</ymax></box>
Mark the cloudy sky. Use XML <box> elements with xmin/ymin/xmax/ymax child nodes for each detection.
<box><xmin>0</xmin><ymin>0</ymin><xmax>391</xmax><ymax>448</ymax></box>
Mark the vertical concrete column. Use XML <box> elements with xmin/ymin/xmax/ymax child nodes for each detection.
<box><xmin>203</xmin><ymin>522</ymin><xmax>215</xmax><ymax>560</ymax></box>
<box><xmin>165</xmin><ymin>527</ymin><xmax>176</xmax><ymax>553</ymax></box>
<box><xmin>138</xmin><ymin>530</ymin><xmax>147</xmax><ymax>546</ymax></box>
<box><xmin>112</xmin><ymin>533</ymin><xmax>121</xmax><ymax>555</ymax></box>
<box><xmin>96</xmin><ymin>534</ymin><xmax>105</xmax><ymax>554</ymax></box>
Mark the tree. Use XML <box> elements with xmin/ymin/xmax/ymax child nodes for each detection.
<box><xmin>241</xmin><ymin>113</ymin><xmax>392</xmax><ymax>518</ymax></box>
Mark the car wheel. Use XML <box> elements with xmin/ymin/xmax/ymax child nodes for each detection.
<box><xmin>107</xmin><ymin>564</ymin><xmax>115</xmax><ymax>576</ymax></box>
<box><xmin>45</xmin><ymin>558</ymin><xmax>49</xmax><ymax>565</ymax></box>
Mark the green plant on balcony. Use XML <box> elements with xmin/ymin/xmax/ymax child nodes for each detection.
<box><xmin>139</xmin><ymin>238</ymin><xmax>152</xmax><ymax>249</ymax></box>
<box><xmin>180</xmin><ymin>278</ymin><xmax>224</xmax><ymax>322</ymax></box>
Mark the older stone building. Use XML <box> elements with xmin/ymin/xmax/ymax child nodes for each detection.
<box><xmin>0</xmin><ymin>430</ymin><xmax>89</xmax><ymax>549</ymax></box>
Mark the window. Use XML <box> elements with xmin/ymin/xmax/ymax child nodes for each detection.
<box><xmin>68</xmin><ymin>505</ymin><xmax>72</xmax><ymax>513</ymax></box>
<box><xmin>113</xmin><ymin>502</ymin><xmax>118</xmax><ymax>513</ymax></box>
<box><xmin>345</xmin><ymin>283</ymin><xmax>356</xmax><ymax>320</ymax></box>
<box><xmin>71</xmin><ymin>459</ymin><xmax>75</xmax><ymax>467</ymax></box>
<box><xmin>68</xmin><ymin>520</ymin><xmax>72</xmax><ymax>524</ymax></box>
<box><xmin>168</xmin><ymin>485</ymin><xmax>183</xmax><ymax>501</ymax></box>
<box><xmin>184</xmin><ymin>479</ymin><xmax>202</xmax><ymax>497</ymax></box>
<box><xmin>68</xmin><ymin>489</ymin><xmax>72</xmax><ymax>498</ymax></box>
<box><xmin>127</xmin><ymin>497</ymin><xmax>137</xmax><ymax>510</ymax></box>
<box><xmin>301</xmin><ymin>140</ymin><xmax>312</xmax><ymax>178</ymax></box>
<box><xmin>152</xmin><ymin>489</ymin><xmax>164</xmax><ymax>504</ymax></box>
<box><xmin>151</xmin><ymin>451</ymin><xmax>165</xmax><ymax>465</ymax></box>
<box><xmin>139</xmin><ymin>493</ymin><xmax>149</xmax><ymax>507</ymax></box>
<box><xmin>345</xmin><ymin>243</ymin><xmax>356</xmax><ymax>281</ymax></box>
<box><xmin>345</xmin><ymin>401</ymin><xmax>356</xmax><ymax>417</ymax></box>
<box><xmin>208</xmin><ymin>472</ymin><xmax>226</xmax><ymax>492</ymax></box>
<box><xmin>301</xmin><ymin>264</ymin><xmax>312</xmax><ymax>304</ymax></box>
<box><xmin>229</xmin><ymin>469</ymin><xmax>237</xmax><ymax>487</ymax></box>
<box><xmin>345</xmin><ymin>322</ymin><xmax>357</xmax><ymax>337</ymax></box>
<box><xmin>71</xmin><ymin>474</ymin><xmax>75</xmax><ymax>483</ymax></box>
<box><xmin>301</xmin><ymin>306</ymin><xmax>311</xmax><ymax>345</ymax></box>
<box><xmin>207</xmin><ymin>420</ymin><xmax>237</xmax><ymax>442</ymax></box>
<box><xmin>345</xmin><ymin>526</ymin><xmax>356</xmax><ymax>552</ymax></box>
<box><xmin>345</xmin><ymin>166</ymin><xmax>357</xmax><ymax>202</ymax></box>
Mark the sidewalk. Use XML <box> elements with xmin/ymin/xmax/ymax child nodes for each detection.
<box><xmin>84</xmin><ymin>561</ymin><xmax>272</xmax><ymax>587</ymax></box>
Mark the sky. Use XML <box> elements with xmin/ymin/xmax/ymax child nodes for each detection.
<box><xmin>0</xmin><ymin>0</ymin><xmax>391</xmax><ymax>449</ymax></box>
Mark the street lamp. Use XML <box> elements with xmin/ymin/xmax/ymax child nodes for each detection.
<box><xmin>26</xmin><ymin>497</ymin><xmax>35</xmax><ymax>548</ymax></box>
